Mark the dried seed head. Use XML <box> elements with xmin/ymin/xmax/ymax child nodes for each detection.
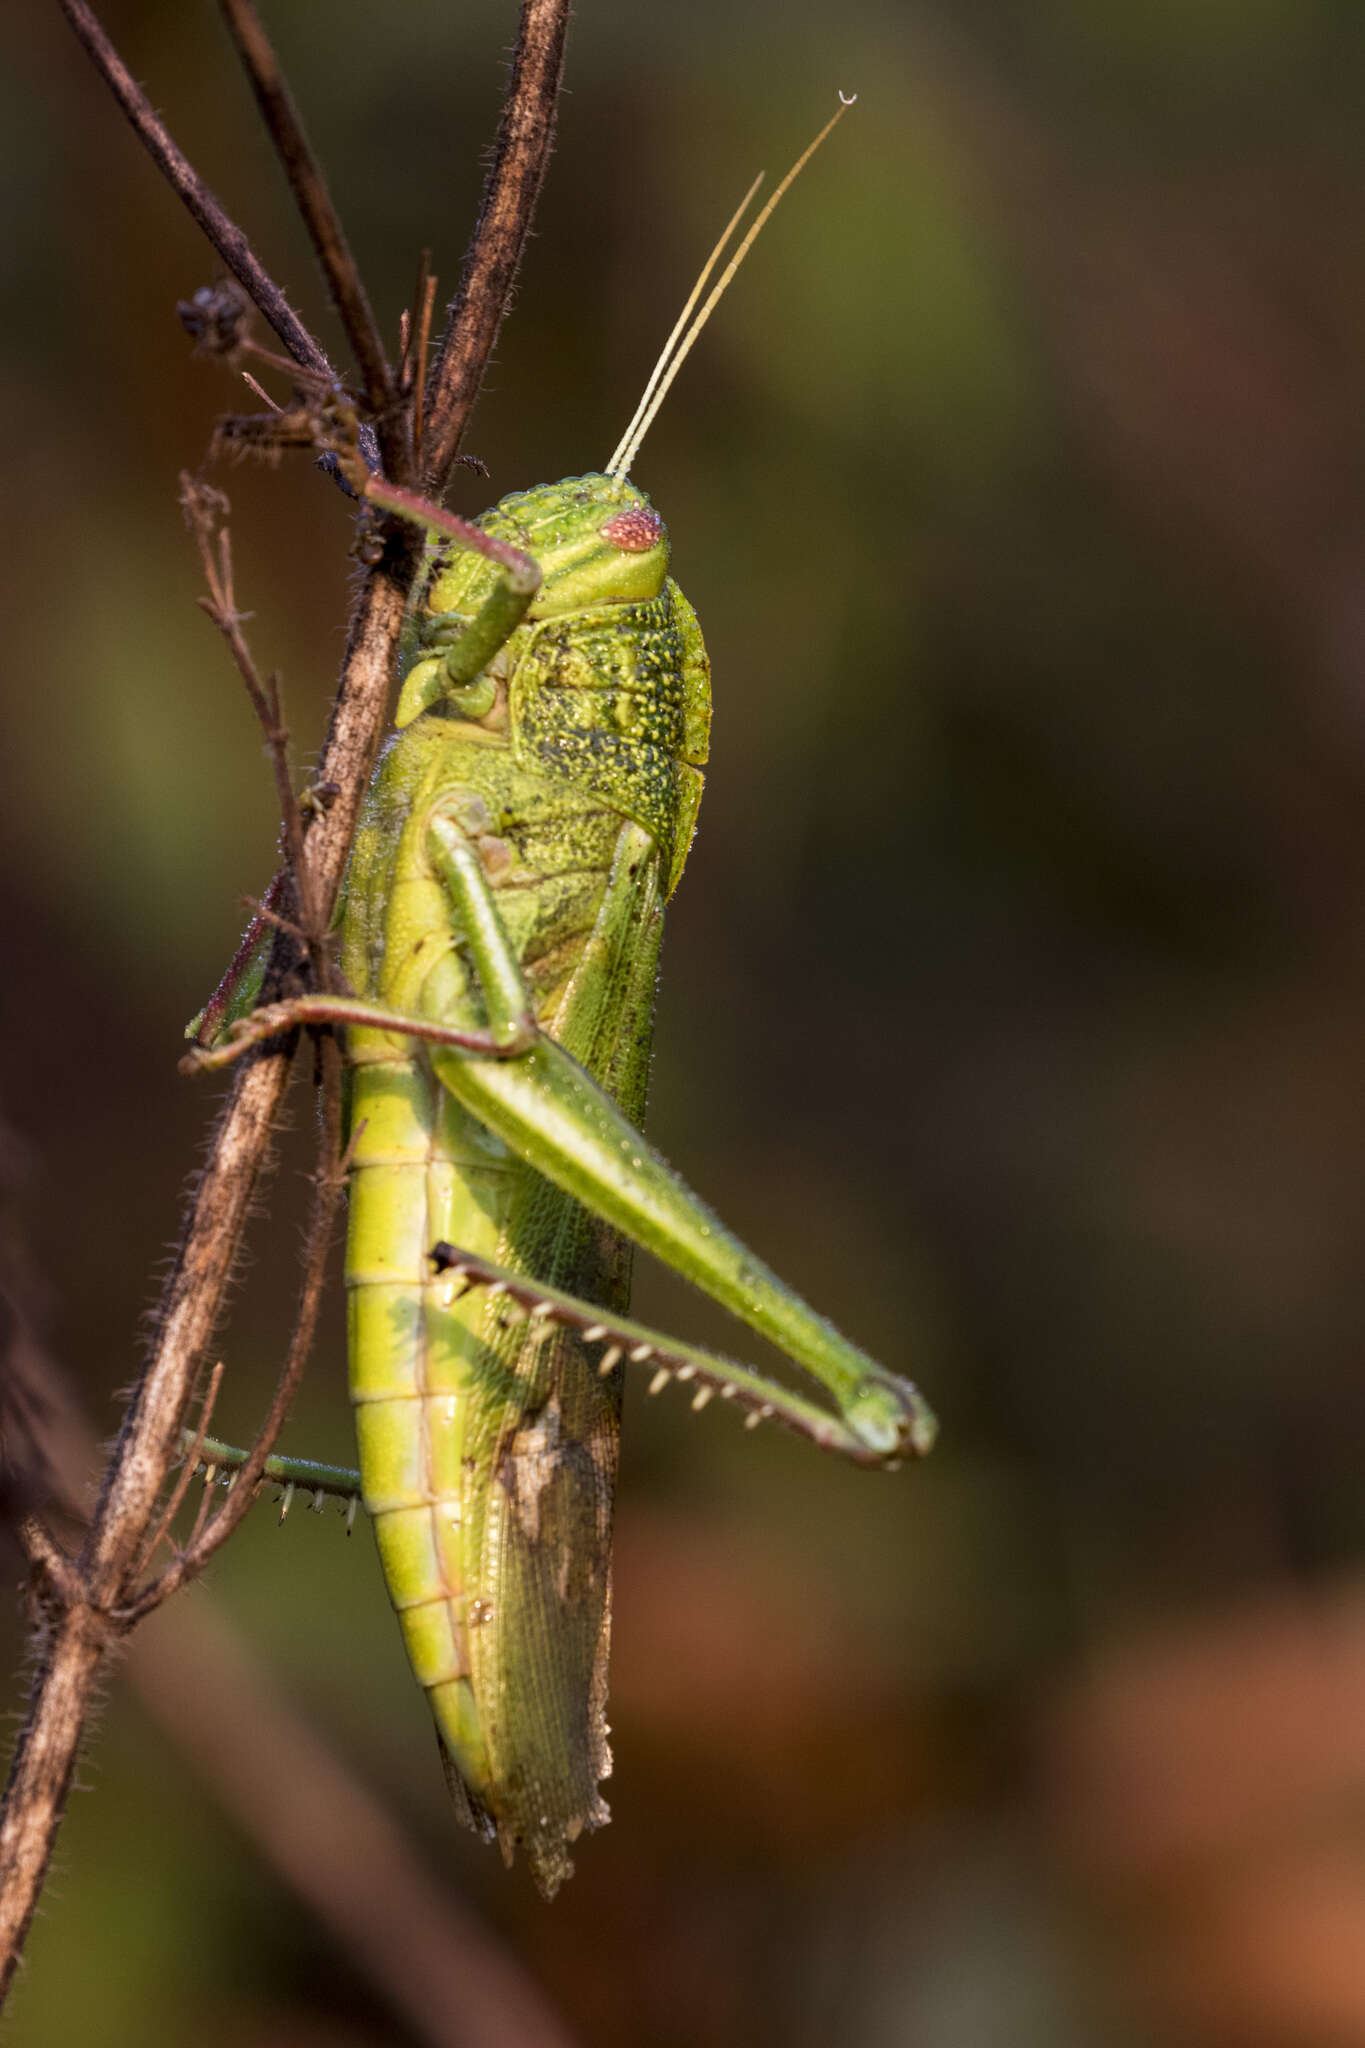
<box><xmin>178</xmin><ymin>278</ymin><xmax>253</xmax><ymax>358</ymax></box>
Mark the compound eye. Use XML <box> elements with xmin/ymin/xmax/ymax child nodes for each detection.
<box><xmin>599</xmin><ymin>505</ymin><xmax>664</xmax><ymax>553</ymax></box>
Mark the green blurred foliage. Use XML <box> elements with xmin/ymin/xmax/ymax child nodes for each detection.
<box><xmin>6</xmin><ymin>1</ymin><xmax>1365</xmax><ymax>2042</ymax></box>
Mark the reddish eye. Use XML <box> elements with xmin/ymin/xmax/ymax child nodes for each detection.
<box><xmin>600</xmin><ymin>506</ymin><xmax>663</xmax><ymax>553</ymax></box>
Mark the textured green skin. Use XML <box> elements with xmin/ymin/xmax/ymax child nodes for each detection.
<box><xmin>341</xmin><ymin>475</ymin><xmax>708</xmax><ymax>1893</ymax></box>
<box><xmin>332</xmin><ymin>471</ymin><xmax>934</xmax><ymax>1894</ymax></box>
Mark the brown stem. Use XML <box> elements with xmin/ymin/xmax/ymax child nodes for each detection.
<box><xmin>215</xmin><ymin>0</ymin><xmax>405</xmax><ymax>476</ymax></box>
<box><xmin>14</xmin><ymin>1518</ymin><xmax>85</xmax><ymax>1612</ymax></box>
<box><xmin>0</xmin><ymin>1</ymin><xmax>569</xmax><ymax>1994</ymax></box>
<box><xmin>0</xmin><ymin>1141</ymin><xmax>577</xmax><ymax>2047</ymax></box>
<box><xmin>116</xmin><ymin>1037</ymin><xmax>346</xmax><ymax>1626</ymax></box>
<box><xmin>59</xmin><ymin>0</ymin><xmax>332</xmax><ymax>388</ymax></box>
<box><xmin>421</xmin><ymin>0</ymin><xmax>569</xmax><ymax>491</ymax></box>
<box><xmin>181</xmin><ymin>478</ymin><xmax>326</xmax><ymax>975</ymax></box>
<box><xmin>128</xmin><ymin>1361</ymin><xmax>225</xmax><ymax>1579</ymax></box>
<box><xmin>0</xmin><ymin>1617</ymin><xmax>106</xmax><ymax>1980</ymax></box>
<box><xmin>413</xmin><ymin>258</ymin><xmax>438</xmax><ymax>459</ymax></box>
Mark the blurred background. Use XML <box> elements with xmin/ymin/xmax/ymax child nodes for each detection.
<box><xmin>6</xmin><ymin>1</ymin><xmax>1365</xmax><ymax>2041</ymax></box>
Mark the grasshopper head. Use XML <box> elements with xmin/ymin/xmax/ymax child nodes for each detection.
<box><xmin>427</xmin><ymin>474</ymin><xmax>669</xmax><ymax>622</ymax></box>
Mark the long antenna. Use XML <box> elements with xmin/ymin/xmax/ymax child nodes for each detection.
<box><xmin>605</xmin><ymin>172</ymin><xmax>764</xmax><ymax>482</ymax></box>
<box><xmin>605</xmin><ymin>93</ymin><xmax>856</xmax><ymax>483</ymax></box>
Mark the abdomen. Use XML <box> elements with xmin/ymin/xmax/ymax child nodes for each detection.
<box><xmin>342</xmin><ymin>726</ymin><xmax>661</xmax><ymax>1890</ymax></box>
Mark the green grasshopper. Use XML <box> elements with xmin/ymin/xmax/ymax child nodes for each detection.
<box><xmin>190</xmin><ymin>99</ymin><xmax>935</xmax><ymax>1896</ymax></box>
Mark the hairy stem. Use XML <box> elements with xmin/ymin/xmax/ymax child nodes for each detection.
<box><xmin>0</xmin><ymin>1131</ymin><xmax>576</xmax><ymax>2048</ymax></box>
<box><xmin>59</xmin><ymin>0</ymin><xmax>333</xmax><ymax>387</ymax></box>
<box><xmin>116</xmin><ymin>1035</ymin><xmax>347</xmax><ymax>1626</ymax></box>
<box><xmin>216</xmin><ymin>0</ymin><xmax>404</xmax><ymax>473</ymax></box>
<box><xmin>422</xmin><ymin>0</ymin><xmax>568</xmax><ymax>490</ymax></box>
<box><xmin>0</xmin><ymin>0</ymin><xmax>571</xmax><ymax>1999</ymax></box>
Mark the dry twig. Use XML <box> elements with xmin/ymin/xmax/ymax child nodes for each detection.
<box><xmin>179</xmin><ymin>476</ymin><xmax>327</xmax><ymax>972</ymax></box>
<box><xmin>421</xmin><ymin>0</ymin><xmax>568</xmax><ymax>491</ymax></box>
<box><xmin>0</xmin><ymin>1129</ymin><xmax>577</xmax><ymax>2046</ymax></box>
<box><xmin>0</xmin><ymin>0</ymin><xmax>570</xmax><ymax>1999</ymax></box>
<box><xmin>114</xmin><ymin>1033</ymin><xmax>347</xmax><ymax>1627</ymax></box>
<box><xmin>55</xmin><ymin>0</ymin><xmax>381</xmax><ymax>471</ymax></box>
<box><xmin>216</xmin><ymin>0</ymin><xmax>404</xmax><ymax>473</ymax></box>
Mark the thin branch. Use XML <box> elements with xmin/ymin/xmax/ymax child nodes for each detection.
<box><xmin>180</xmin><ymin>476</ymin><xmax>325</xmax><ymax>973</ymax></box>
<box><xmin>14</xmin><ymin>1518</ymin><xmax>85</xmax><ymax>1614</ymax></box>
<box><xmin>0</xmin><ymin>1151</ymin><xmax>577</xmax><ymax>2048</ymax></box>
<box><xmin>181</xmin><ymin>1437</ymin><xmax>220</xmax><ymax>1553</ymax></box>
<box><xmin>239</xmin><ymin>891</ymin><xmax>312</xmax><ymax>947</ymax></box>
<box><xmin>59</xmin><ymin>0</ymin><xmax>332</xmax><ymax>388</ymax></box>
<box><xmin>398</xmin><ymin>250</ymin><xmax>439</xmax><ymax>457</ymax></box>
<box><xmin>129</xmin><ymin>1361</ymin><xmax>225</xmax><ymax>1578</ymax></box>
<box><xmin>421</xmin><ymin>0</ymin><xmax>569</xmax><ymax>489</ymax></box>
<box><xmin>216</xmin><ymin>0</ymin><xmax>404</xmax><ymax>475</ymax></box>
<box><xmin>0</xmin><ymin>1038</ymin><xmax>303</xmax><ymax>2001</ymax></box>
<box><xmin>116</xmin><ymin>1035</ymin><xmax>347</xmax><ymax>1626</ymax></box>
<box><xmin>0</xmin><ymin>1618</ymin><xmax>107</xmax><ymax>1977</ymax></box>
<box><xmin>0</xmin><ymin>2</ymin><xmax>570</xmax><ymax>1998</ymax></box>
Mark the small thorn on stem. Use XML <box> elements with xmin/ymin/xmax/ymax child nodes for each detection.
<box><xmin>648</xmin><ymin>1367</ymin><xmax>671</xmax><ymax>1397</ymax></box>
<box><xmin>582</xmin><ymin>1324</ymin><xmax>607</xmax><ymax>1343</ymax></box>
<box><xmin>279</xmin><ymin>1482</ymin><xmax>295</xmax><ymax>1522</ymax></box>
<box><xmin>691</xmin><ymin>1385</ymin><xmax>714</xmax><ymax>1412</ymax></box>
<box><xmin>629</xmin><ymin>1343</ymin><xmax>654</xmax><ymax>1364</ymax></box>
<box><xmin>241</xmin><ymin>368</ymin><xmax>283</xmax><ymax>411</ymax></box>
<box><xmin>597</xmin><ymin>1344</ymin><xmax>623</xmax><ymax>1379</ymax></box>
<box><xmin>346</xmin><ymin>1495</ymin><xmax>359</xmax><ymax>1535</ymax></box>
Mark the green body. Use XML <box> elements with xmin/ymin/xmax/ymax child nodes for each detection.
<box><xmin>192</xmin><ymin>469</ymin><xmax>933</xmax><ymax>1891</ymax></box>
<box><xmin>184</xmin><ymin>468</ymin><xmax>939</xmax><ymax>1896</ymax></box>
<box><xmin>175</xmin><ymin>95</ymin><xmax>930</xmax><ymax>1901</ymax></box>
<box><xmin>341</xmin><ymin>475</ymin><xmax>708</xmax><ymax>1889</ymax></box>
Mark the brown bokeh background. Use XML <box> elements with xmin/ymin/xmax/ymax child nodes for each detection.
<box><xmin>7</xmin><ymin>2</ymin><xmax>1365</xmax><ymax>2042</ymax></box>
